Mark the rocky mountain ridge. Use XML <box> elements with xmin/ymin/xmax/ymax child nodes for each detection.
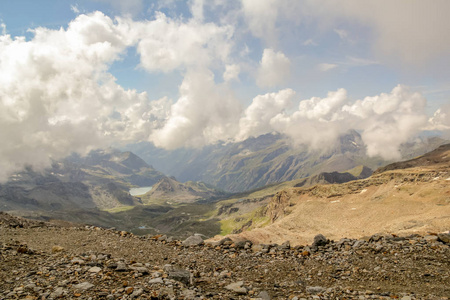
<box><xmin>141</xmin><ymin>177</ymin><xmax>227</xmax><ymax>204</ymax></box>
<box><xmin>126</xmin><ymin>132</ymin><xmax>448</xmax><ymax>192</ymax></box>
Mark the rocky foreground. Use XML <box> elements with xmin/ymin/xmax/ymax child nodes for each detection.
<box><xmin>1</xmin><ymin>212</ymin><xmax>449</xmax><ymax>300</ymax></box>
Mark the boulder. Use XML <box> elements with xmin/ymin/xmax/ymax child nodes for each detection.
<box><xmin>182</xmin><ymin>235</ymin><xmax>204</xmax><ymax>246</ymax></box>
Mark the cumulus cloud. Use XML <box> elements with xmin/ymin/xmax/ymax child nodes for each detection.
<box><xmin>0</xmin><ymin>9</ymin><xmax>241</xmax><ymax>181</ymax></box>
<box><xmin>343</xmin><ymin>85</ymin><xmax>428</xmax><ymax>159</ymax></box>
<box><xmin>241</xmin><ymin>0</ymin><xmax>278</xmax><ymax>45</ymax></box>
<box><xmin>236</xmin><ymin>89</ymin><xmax>295</xmax><ymax>141</ymax></box>
<box><xmin>427</xmin><ymin>106</ymin><xmax>450</xmax><ymax>137</ymax></box>
<box><xmin>150</xmin><ymin>68</ymin><xmax>242</xmax><ymax>149</ymax></box>
<box><xmin>0</xmin><ymin>12</ymin><xmax>144</xmax><ymax>181</ymax></box>
<box><xmin>256</xmin><ymin>48</ymin><xmax>291</xmax><ymax>88</ymax></box>
<box><xmin>134</xmin><ymin>12</ymin><xmax>233</xmax><ymax>73</ymax></box>
<box><xmin>268</xmin><ymin>85</ymin><xmax>429</xmax><ymax>160</ymax></box>
<box><xmin>270</xmin><ymin>89</ymin><xmax>351</xmax><ymax>149</ymax></box>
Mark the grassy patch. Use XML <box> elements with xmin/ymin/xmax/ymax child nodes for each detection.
<box><xmin>219</xmin><ymin>207</ymin><xmax>270</xmax><ymax>235</ymax></box>
<box><xmin>103</xmin><ymin>205</ymin><xmax>135</xmax><ymax>213</ymax></box>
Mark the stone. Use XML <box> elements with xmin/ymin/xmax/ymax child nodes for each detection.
<box><xmin>424</xmin><ymin>235</ymin><xmax>438</xmax><ymax>242</ymax></box>
<box><xmin>163</xmin><ymin>264</ymin><xmax>176</xmax><ymax>272</ymax></box>
<box><xmin>149</xmin><ymin>278</ymin><xmax>164</xmax><ymax>284</ymax></box>
<box><xmin>131</xmin><ymin>288</ymin><xmax>143</xmax><ymax>298</ymax></box>
<box><xmin>306</xmin><ymin>286</ymin><xmax>326</xmax><ymax>294</ymax></box>
<box><xmin>157</xmin><ymin>235</ymin><xmax>167</xmax><ymax>242</ymax></box>
<box><xmin>312</xmin><ymin>234</ymin><xmax>329</xmax><ymax>248</ymax></box>
<box><xmin>182</xmin><ymin>235</ymin><xmax>204</xmax><ymax>246</ymax></box>
<box><xmin>50</xmin><ymin>287</ymin><xmax>66</xmax><ymax>298</ymax></box>
<box><xmin>73</xmin><ymin>282</ymin><xmax>94</xmax><ymax>291</ymax></box>
<box><xmin>115</xmin><ymin>262</ymin><xmax>128</xmax><ymax>272</ymax></box>
<box><xmin>209</xmin><ymin>237</ymin><xmax>232</xmax><ymax>247</ymax></box>
<box><xmin>278</xmin><ymin>241</ymin><xmax>290</xmax><ymax>250</ymax></box>
<box><xmin>134</xmin><ymin>267</ymin><xmax>149</xmax><ymax>274</ymax></box>
<box><xmin>225</xmin><ymin>281</ymin><xmax>247</xmax><ymax>295</ymax></box>
<box><xmin>437</xmin><ymin>233</ymin><xmax>450</xmax><ymax>244</ymax></box>
<box><xmin>257</xmin><ymin>290</ymin><xmax>271</xmax><ymax>300</ymax></box>
<box><xmin>88</xmin><ymin>266</ymin><xmax>102</xmax><ymax>273</ymax></box>
<box><xmin>168</xmin><ymin>270</ymin><xmax>192</xmax><ymax>285</ymax></box>
<box><xmin>51</xmin><ymin>246</ymin><xmax>64</xmax><ymax>253</ymax></box>
<box><xmin>71</xmin><ymin>258</ymin><xmax>85</xmax><ymax>265</ymax></box>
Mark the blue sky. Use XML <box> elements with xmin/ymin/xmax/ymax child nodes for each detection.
<box><xmin>0</xmin><ymin>0</ymin><xmax>449</xmax><ymax>180</ymax></box>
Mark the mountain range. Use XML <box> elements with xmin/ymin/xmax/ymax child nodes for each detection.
<box><xmin>125</xmin><ymin>131</ymin><xmax>447</xmax><ymax>192</ymax></box>
<box><xmin>1</xmin><ymin>132</ymin><xmax>449</xmax><ymax>240</ymax></box>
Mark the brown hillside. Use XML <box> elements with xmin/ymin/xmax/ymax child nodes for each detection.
<box><xmin>229</xmin><ymin>145</ymin><xmax>450</xmax><ymax>246</ymax></box>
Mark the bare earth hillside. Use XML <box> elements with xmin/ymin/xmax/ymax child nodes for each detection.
<box><xmin>230</xmin><ymin>144</ymin><xmax>450</xmax><ymax>246</ymax></box>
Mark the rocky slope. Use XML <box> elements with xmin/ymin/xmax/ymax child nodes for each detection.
<box><xmin>126</xmin><ymin>132</ymin><xmax>448</xmax><ymax>192</ymax></box>
<box><xmin>141</xmin><ymin>177</ymin><xmax>227</xmax><ymax>204</ymax></box>
<box><xmin>1</xmin><ymin>212</ymin><xmax>449</xmax><ymax>299</ymax></box>
<box><xmin>226</xmin><ymin>144</ymin><xmax>450</xmax><ymax>246</ymax></box>
<box><xmin>0</xmin><ymin>148</ymin><xmax>165</xmax><ymax>214</ymax></box>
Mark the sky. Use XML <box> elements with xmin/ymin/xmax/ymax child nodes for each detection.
<box><xmin>0</xmin><ymin>0</ymin><xmax>450</xmax><ymax>181</ymax></box>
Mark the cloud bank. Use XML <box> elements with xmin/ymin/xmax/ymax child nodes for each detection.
<box><xmin>0</xmin><ymin>4</ymin><xmax>449</xmax><ymax>182</ymax></box>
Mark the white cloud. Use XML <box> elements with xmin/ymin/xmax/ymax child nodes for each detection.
<box><xmin>223</xmin><ymin>64</ymin><xmax>240</xmax><ymax>82</ymax></box>
<box><xmin>0</xmin><ymin>12</ymin><xmax>179</xmax><ymax>181</ymax></box>
<box><xmin>189</xmin><ymin>0</ymin><xmax>205</xmax><ymax>22</ymax></box>
<box><xmin>317</xmin><ymin>63</ymin><xmax>337</xmax><ymax>72</ymax></box>
<box><xmin>269</xmin><ymin>85</ymin><xmax>429</xmax><ymax>160</ymax></box>
<box><xmin>134</xmin><ymin>12</ymin><xmax>234</xmax><ymax>73</ymax></box>
<box><xmin>256</xmin><ymin>48</ymin><xmax>291</xmax><ymax>88</ymax></box>
<box><xmin>241</xmin><ymin>0</ymin><xmax>278</xmax><ymax>45</ymax></box>
<box><xmin>297</xmin><ymin>89</ymin><xmax>348</xmax><ymax>121</ymax></box>
<box><xmin>150</xmin><ymin>68</ymin><xmax>242</xmax><ymax>149</ymax></box>
<box><xmin>71</xmin><ymin>5</ymin><xmax>80</xmax><ymax>14</ymax></box>
<box><xmin>427</xmin><ymin>106</ymin><xmax>450</xmax><ymax>134</ymax></box>
<box><xmin>236</xmin><ymin>89</ymin><xmax>295</xmax><ymax>141</ymax></box>
<box><xmin>343</xmin><ymin>85</ymin><xmax>429</xmax><ymax>159</ymax></box>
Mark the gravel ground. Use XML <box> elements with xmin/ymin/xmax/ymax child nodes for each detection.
<box><xmin>1</xmin><ymin>212</ymin><xmax>449</xmax><ymax>300</ymax></box>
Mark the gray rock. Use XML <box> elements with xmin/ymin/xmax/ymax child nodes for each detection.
<box><xmin>168</xmin><ymin>270</ymin><xmax>192</xmax><ymax>285</ymax></box>
<box><xmin>163</xmin><ymin>264</ymin><xmax>176</xmax><ymax>272</ymax></box>
<box><xmin>149</xmin><ymin>278</ymin><xmax>164</xmax><ymax>284</ymax></box>
<box><xmin>306</xmin><ymin>286</ymin><xmax>326</xmax><ymax>294</ymax></box>
<box><xmin>88</xmin><ymin>266</ymin><xmax>102</xmax><ymax>273</ymax></box>
<box><xmin>131</xmin><ymin>288</ymin><xmax>144</xmax><ymax>298</ymax></box>
<box><xmin>182</xmin><ymin>235</ymin><xmax>204</xmax><ymax>246</ymax></box>
<box><xmin>50</xmin><ymin>287</ymin><xmax>66</xmax><ymax>298</ymax></box>
<box><xmin>73</xmin><ymin>282</ymin><xmax>94</xmax><ymax>291</ymax></box>
<box><xmin>278</xmin><ymin>241</ymin><xmax>290</xmax><ymax>250</ymax></box>
<box><xmin>115</xmin><ymin>261</ymin><xmax>128</xmax><ymax>272</ymax></box>
<box><xmin>257</xmin><ymin>290</ymin><xmax>271</xmax><ymax>300</ymax></box>
<box><xmin>424</xmin><ymin>235</ymin><xmax>438</xmax><ymax>242</ymax></box>
<box><xmin>209</xmin><ymin>237</ymin><xmax>232</xmax><ymax>246</ymax></box>
<box><xmin>225</xmin><ymin>281</ymin><xmax>247</xmax><ymax>295</ymax></box>
<box><xmin>157</xmin><ymin>235</ymin><xmax>167</xmax><ymax>242</ymax></box>
<box><xmin>312</xmin><ymin>234</ymin><xmax>329</xmax><ymax>248</ymax></box>
<box><xmin>134</xmin><ymin>267</ymin><xmax>149</xmax><ymax>274</ymax></box>
<box><xmin>437</xmin><ymin>233</ymin><xmax>450</xmax><ymax>244</ymax></box>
